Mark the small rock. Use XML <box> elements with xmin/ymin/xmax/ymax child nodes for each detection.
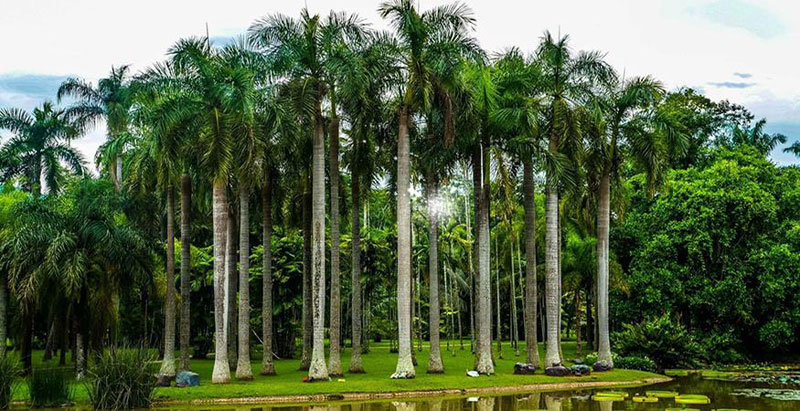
<box><xmin>513</xmin><ymin>362</ymin><xmax>537</xmax><ymax>375</ymax></box>
<box><xmin>570</xmin><ymin>364</ymin><xmax>591</xmax><ymax>376</ymax></box>
<box><xmin>466</xmin><ymin>370</ymin><xmax>480</xmax><ymax>377</ymax></box>
<box><xmin>175</xmin><ymin>371</ymin><xmax>200</xmax><ymax>387</ymax></box>
<box><xmin>545</xmin><ymin>365</ymin><xmax>570</xmax><ymax>377</ymax></box>
<box><xmin>573</xmin><ymin>359</ymin><xmax>584</xmax><ymax>365</ymax></box>
<box><xmin>593</xmin><ymin>361</ymin><xmax>612</xmax><ymax>372</ymax></box>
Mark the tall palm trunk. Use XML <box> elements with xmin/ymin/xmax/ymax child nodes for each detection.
<box><xmin>392</xmin><ymin>107</ymin><xmax>415</xmax><ymax>378</ymax></box>
<box><xmin>299</xmin><ymin>177</ymin><xmax>312</xmax><ymax>370</ymax></box>
<box><xmin>596</xmin><ymin>172</ymin><xmax>613</xmax><ymax>366</ymax></box>
<box><xmin>225</xmin><ymin>207</ymin><xmax>238</xmax><ymax>366</ymax></box>
<box><xmin>348</xmin><ymin>171</ymin><xmax>365</xmax><ymax>373</ymax></box>
<box><xmin>471</xmin><ymin>148</ymin><xmax>482</xmax><ymax>357</ymax></box>
<box><xmin>426</xmin><ymin>180</ymin><xmax>444</xmax><ymax>373</ymax></box>
<box><xmin>236</xmin><ymin>185</ymin><xmax>253</xmax><ymax>380</ymax></box>
<box><xmin>160</xmin><ymin>187</ymin><xmax>177</xmax><ymax>377</ymax></box>
<box><xmin>475</xmin><ymin>142</ymin><xmax>494</xmax><ymax>374</ymax></box>
<box><xmin>179</xmin><ymin>174</ymin><xmax>192</xmax><ymax>371</ymax></box>
<box><xmin>0</xmin><ymin>273</ymin><xmax>6</xmax><ymax>358</ymax></box>
<box><xmin>261</xmin><ymin>175</ymin><xmax>276</xmax><ymax>376</ymax></box>
<box><xmin>544</xmin><ymin>180</ymin><xmax>561</xmax><ymax>367</ymax></box>
<box><xmin>328</xmin><ymin>116</ymin><xmax>343</xmax><ymax>377</ymax></box>
<box><xmin>522</xmin><ymin>158</ymin><xmax>540</xmax><ymax>366</ymax></box>
<box><xmin>308</xmin><ymin>111</ymin><xmax>328</xmax><ymax>381</ymax></box>
<box><xmin>211</xmin><ymin>180</ymin><xmax>230</xmax><ymax>384</ymax></box>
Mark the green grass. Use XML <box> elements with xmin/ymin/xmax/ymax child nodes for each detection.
<box><xmin>16</xmin><ymin>340</ymin><xmax>661</xmax><ymax>406</ymax></box>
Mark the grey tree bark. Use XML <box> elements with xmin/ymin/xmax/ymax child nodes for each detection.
<box><xmin>299</xmin><ymin>179</ymin><xmax>312</xmax><ymax>370</ymax></box>
<box><xmin>522</xmin><ymin>158</ymin><xmax>541</xmax><ymax>366</ymax></box>
<box><xmin>211</xmin><ymin>180</ymin><xmax>231</xmax><ymax>383</ymax></box>
<box><xmin>179</xmin><ymin>174</ymin><xmax>192</xmax><ymax>371</ymax></box>
<box><xmin>261</xmin><ymin>176</ymin><xmax>276</xmax><ymax>375</ymax></box>
<box><xmin>426</xmin><ymin>180</ymin><xmax>444</xmax><ymax>373</ymax></box>
<box><xmin>160</xmin><ymin>187</ymin><xmax>177</xmax><ymax>377</ymax></box>
<box><xmin>475</xmin><ymin>142</ymin><xmax>494</xmax><ymax>374</ymax></box>
<box><xmin>349</xmin><ymin>171</ymin><xmax>365</xmax><ymax>373</ymax></box>
<box><xmin>225</xmin><ymin>207</ymin><xmax>238</xmax><ymax>366</ymax></box>
<box><xmin>544</xmin><ymin>182</ymin><xmax>561</xmax><ymax>367</ymax></box>
<box><xmin>328</xmin><ymin>116</ymin><xmax>343</xmax><ymax>377</ymax></box>
<box><xmin>236</xmin><ymin>186</ymin><xmax>253</xmax><ymax>379</ymax></box>
<box><xmin>392</xmin><ymin>107</ymin><xmax>415</xmax><ymax>378</ymax></box>
<box><xmin>0</xmin><ymin>273</ymin><xmax>6</xmax><ymax>358</ymax></box>
<box><xmin>308</xmin><ymin>111</ymin><xmax>329</xmax><ymax>381</ymax></box>
<box><xmin>596</xmin><ymin>172</ymin><xmax>613</xmax><ymax>366</ymax></box>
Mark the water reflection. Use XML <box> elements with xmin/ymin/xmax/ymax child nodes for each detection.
<box><xmin>167</xmin><ymin>376</ymin><xmax>800</xmax><ymax>410</ymax></box>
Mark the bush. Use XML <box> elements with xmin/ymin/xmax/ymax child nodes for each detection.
<box><xmin>87</xmin><ymin>349</ymin><xmax>157</xmax><ymax>410</ymax></box>
<box><xmin>614</xmin><ymin>355</ymin><xmax>657</xmax><ymax>372</ymax></box>
<box><xmin>0</xmin><ymin>356</ymin><xmax>19</xmax><ymax>409</ymax></box>
<box><xmin>612</xmin><ymin>315</ymin><xmax>701</xmax><ymax>369</ymax></box>
<box><xmin>28</xmin><ymin>367</ymin><xmax>73</xmax><ymax>408</ymax></box>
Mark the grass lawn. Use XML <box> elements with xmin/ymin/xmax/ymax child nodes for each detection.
<box><xmin>18</xmin><ymin>340</ymin><xmax>662</xmax><ymax>406</ymax></box>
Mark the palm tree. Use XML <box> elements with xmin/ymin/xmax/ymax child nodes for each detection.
<box><xmin>250</xmin><ymin>8</ymin><xmax>363</xmax><ymax>380</ymax></box>
<box><xmin>535</xmin><ymin>31</ymin><xmax>612</xmax><ymax>367</ymax></box>
<box><xmin>0</xmin><ymin>102</ymin><xmax>85</xmax><ymax>196</ymax></box>
<box><xmin>339</xmin><ymin>31</ymin><xmax>400</xmax><ymax>374</ymax></box>
<box><xmin>729</xmin><ymin>118</ymin><xmax>787</xmax><ymax>156</ymax></box>
<box><xmin>57</xmin><ymin>66</ymin><xmax>133</xmax><ymax>191</ymax></box>
<box><xmin>585</xmin><ymin>73</ymin><xmax>681</xmax><ymax>366</ymax></box>
<box><xmin>154</xmin><ymin>37</ymin><xmax>253</xmax><ymax>384</ymax></box>
<box><xmin>492</xmin><ymin>48</ymin><xmax>545</xmax><ymax>366</ymax></box>
<box><xmin>784</xmin><ymin>141</ymin><xmax>800</xmax><ymax>157</ymax></box>
<box><xmin>379</xmin><ymin>0</ymin><xmax>479</xmax><ymax>378</ymax></box>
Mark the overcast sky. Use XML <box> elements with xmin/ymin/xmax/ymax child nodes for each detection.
<box><xmin>1</xmin><ymin>0</ymin><xmax>798</xmax><ymax>167</ymax></box>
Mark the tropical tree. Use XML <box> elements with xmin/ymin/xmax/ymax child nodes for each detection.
<box><xmin>535</xmin><ymin>31</ymin><xmax>612</xmax><ymax>367</ymax></box>
<box><xmin>379</xmin><ymin>0</ymin><xmax>480</xmax><ymax>378</ymax></box>
<box><xmin>726</xmin><ymin>118</ymin><xmax>787</xmax><ymax>156</ymax></box>
<box><xmin>584</xmin><ymin>74</ymin><xmax>669</xmax><ymax>367</ymax></box>
<box><xmin>0</xmin><ymin>102</ymin><xmax>85</xmax><ymax>196</ymax></box>
<box><xmin>57</xmin><ymin>66</ymin><xmax>134</xmax><ymax>191</ymax></box>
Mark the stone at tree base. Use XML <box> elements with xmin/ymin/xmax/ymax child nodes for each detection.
<box><xmin>545</xmin><ymin>365</ymin><xmax>570</xmax><ymax>377</ymax></box>
<box><xmin>155</xmin><ymin>374</ymin><xmax>172</xmax><ymax>387</ymax></box>
<box><xmin>593</xmin><ymin>361</ymin><xmax>612</xmax><ymax>372</ymax></box>
<box><xmin>175</xmin><ymin>371</ymin><xmax>200</xmax><ymax>387</ymax></box>
<box><xmin>570</xmin><ymin>364</ymin><xmax>591</xmax><ymax>376</ymax></box>
<box><xmin>513</xmin><ymin>362</ymin><xmax>537</xmax><ymax>375</ymax></box>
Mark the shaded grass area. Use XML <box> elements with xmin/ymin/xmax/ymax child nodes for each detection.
<box><xmin>17</xmin><ymin>340</ymin><xmax>661</xmax><ymax>405</ymax></box>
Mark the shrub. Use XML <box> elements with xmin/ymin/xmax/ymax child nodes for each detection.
<box><xmin>87</xmin><ymin>349</ymin><xmax>157</xmax><ymax>410</ymax></box>
<box><xmin>614</xmin><ymin>355</ymin><xmax>657</xmax><ymax>372</ymax></box>
<box><xmin>28</xmin><ymin>367</ymin><xmax>73</xmax><ymax>408</ymax></box>
<box><xmin>612</xmin><ymin>314</ymin><xmax>701</xmax><ymax>369</ymax></box>
<box><xmin>0</xmin><ymin>356</ymin><xmax>19</xmax><ymax>409</ymax></box>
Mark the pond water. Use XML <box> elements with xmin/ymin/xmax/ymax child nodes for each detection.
<box><xmin>185</xmin><ymin>375</ymin><xmax>800</xmax><ymax>410</ymax></box>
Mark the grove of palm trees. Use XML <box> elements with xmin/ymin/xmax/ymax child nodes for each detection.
<box><xmin>1</xmin><ymin>1</ymin><xmax>799</xmax><ymax>409</ymax></box>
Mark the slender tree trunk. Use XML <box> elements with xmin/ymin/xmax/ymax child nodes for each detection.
<box><xmin>160</xmin><ymin>187</ymin><xmax>177</xmax><ymax>377</ymax></box>
<box><xmin>21</xmin><ymin>302</ymin><xmax>32</xmax><ymax>374</ymax></box>
<box><xmin>392</xmin><ymin>107</ymin><xmax>415</xmax><ymax>378</ymax></box>
<box><xmin>585</xmin><ymin>283</ymin><xmax>594</xmax><ymax>350</ymax></box>
<box><xmin>426</xmin><ymin>181</ymin><xmax>444</xmax><ymax>373</ymax></box>
<box><xmin>211</xmin><ymin>180</ymin><xmax>231</xmax><ymax>383</ymax></box>
<box><xmin>575</xmin><ymin>291</ymin><xmax>582</xmax><ymax>356</ymax></box>
<box><xmin>475</xmin><ymin>142</ymin><xmax>494</xmax><ymax>374</ymax></box>
<box><xmin>43</xmin><ymin>317</ymin><xmax>56</xmax><ymax>361</ymax></box>
<box><xmin>348</xmin><ymin>172</ymin><xmax>365</xmax><ymax>373</ymax></box>
<box><xmin>510</xmin><ymin>241</ymin><xmax>519</xmax><ymax>355</ymax></box>
<box><xmin>225</xmin><ymin>207</ymin><xmax>238</xmax><ymax>367</ymax></box>
<box><xmin>596</xmin><ymin>172</ymin><xmax>613</xmax><ymax>366</ymax></box>
<box><xmin>544</xmin><ymin>181</ymin><xmax>561</xmax><ymax>367</ymax></box>
<box><xmin>179</xmin><ymin>174</ymin><xmax>192</xmax><ymax>371</ymax></box>
<box><xmin>465</xmin><ymin>186</ymin><xmax>475</xmax><ymax>354</ymax></box>
<box><xmin>300</xmin><ymin>178</ymin><xmax>312</xmax><ymax>370</ymax></box>
<box><xmin>261</xmin><ymin>175</ymin><xmax>276</xmax><ymax>376</ymax></box>
<box><xmin>495</xmin><ymin>236</ymin><xmax>502</xmax><ymax>358</ymax></box>
<box><xmin>471</xmin><ymin>147</ymin><xmax>482</xmax><ymax>359</ymax></box>
<box><xmin>59</xmin><ymin>308</ymin><xmax>68</xmax><ymax>366</ymax></box>
<box><xmin>328</xmin><ymin>116</ymin><xmax>343</xmax><ymax>377</ymax></box>
<box><xmin>0</xmin><ymin>273</ymin><xmax>7</xmax><ymax>358</ymax></box>
<box><xmin>522</xmin><ymin>158</ymin><xmax>541</xmax><ymax>366</ymax></box>
<box><xmin>115</xmin><ymin>153</ymin><xmax>123</xmax><ymax>191</ymax></box>
<box><xmin>308</xmin><ymin>110</ymin><xmax>328</xmax><ymax>381</ymax></box>
<box><xmin>236</xmin><ymin>185</ymin><xmax>253</xmax><ymax>379</ymax></box>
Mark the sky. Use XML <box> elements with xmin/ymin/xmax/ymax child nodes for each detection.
<box><xmin>1</xmin><ymin>0</ymin><xmax>799</xmax><ymax>168</ymax></box>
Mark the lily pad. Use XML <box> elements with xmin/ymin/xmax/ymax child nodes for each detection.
<box><xmin>676</xmin><ymin>394</ymin><xmax>711</xmax><ymax>404</ymax></box>
<box><xmin>591</xmin><ymin>394</ymin><xmax>625</xmax><ymax>402</ymax></box>
<box><xmin>646</xmin><ymin>390</ymin><xmax>679</xmax><ymax>398</ymax></box>
<box><xmin>632</xmin><ymin>395</ymin><xmax>658</xmax><ymax>402</ymax></box>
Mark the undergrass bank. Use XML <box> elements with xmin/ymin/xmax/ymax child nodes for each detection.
<box><xmin>16</xmin><ymin>341</ymin><xmax>666</xmax><ymax>407</ymax></box>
